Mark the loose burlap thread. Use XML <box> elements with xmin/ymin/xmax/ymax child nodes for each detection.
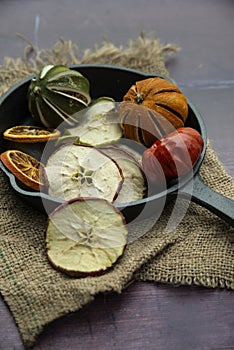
<box><xmin>0</xmin><ymin>34</ymin><xmax>233</xmax><ymax>348</ymax></box>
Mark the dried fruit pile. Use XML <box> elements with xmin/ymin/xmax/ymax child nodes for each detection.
<box><xmin>0</xmin><ymin>65</ymin><xmax>204</xmax><ymax>277</ymax></box>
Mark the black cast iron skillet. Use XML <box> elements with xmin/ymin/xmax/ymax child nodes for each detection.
<box><xmin>0</xmin><ymin>64</ymin><xmax>234</xmax><ymax>226</ymax></box>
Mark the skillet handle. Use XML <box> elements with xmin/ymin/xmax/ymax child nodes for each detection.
<box><xmin>179</xmin><ymin>174</ymin><xmax>234</xmax><ymax>227</ymax></box>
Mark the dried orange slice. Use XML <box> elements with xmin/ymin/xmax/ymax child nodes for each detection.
<box><xmin>0</xmin><ymin>150</ymin><xmax>47</xmax><ymax>191</ymax></box>
<box><xmin>3</xmin><ymin>125</ymin><xmax>60</xmax><ymax>143</ymax></box>
<box><xmin>45</xmin><ymin>197</ymin><xmax>128</xmax><ymax>276</ymax></box>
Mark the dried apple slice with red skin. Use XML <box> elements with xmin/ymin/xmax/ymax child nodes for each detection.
<box><xmin>45</xmin><ymin>197</ymin><xmax>128</xmax><ymax>277</ymax></box>
<box><xmin>142</xmin><ymin>127</ymin><xmax>204</xmax><ymax>185</ymax></box>
<box><xmin>45</xmin><ymin>144</ymin><xmax>124</xmax><ymax>202</ymax></box>
<box><xmin>98</xmin><ymin>145</ymin><xmax>146</xmax><ymax>204</ymax></box>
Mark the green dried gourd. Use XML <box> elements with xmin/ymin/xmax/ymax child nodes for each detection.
<box><xmin>28</xmin><ymin>65</ymin><xmax>91</xmax><ymax>128</ymax></box>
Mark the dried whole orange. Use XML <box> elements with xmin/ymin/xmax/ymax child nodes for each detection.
<box><xmin>3</xmin><ymin>125</ymin><xmax>61</xmax><ymax>143</ymax></box>
<box><xmin>119</xmin><ymin>77</ymin><xmax>188</xmax><ymax>147</ymax></box>
<box><xmin>119</xmin><ymin>103</ymin><xmax>177</xmax><ymax>147</ymax></box>
<box><xmin>0</xmin><ymin>150</ymin><xmax>47</xmax><ymax>191</ymax></box>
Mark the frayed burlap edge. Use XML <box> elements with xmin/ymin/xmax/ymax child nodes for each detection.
<box><xmin>0</xmin><ymin>32</ymin><xmax>179</xmax><ymax>96</ymax></box>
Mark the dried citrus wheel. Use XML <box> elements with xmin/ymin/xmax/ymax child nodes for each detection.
<box><xmin>3</xmin><ymin>125</ymin><xmax>61</xmax><ymax>143</ymax></box>
<box><xmin>0</xmin><ymin>150</ymin><xmax>47</xmax><ymax>191</ymax></box>
<box><xmin>45</xmin><ymin>144</ymin><xmax>123</xmax><ymax>202</ymax></box>
<box><xmin>98</xmin><ymin>146</ymin><xmax>146</xmax><ymax>204</ymax></box>
<box><xmin>45</xmin><ymin>197</ymin><xmax>128</xmax><ymax>276</ymax></box>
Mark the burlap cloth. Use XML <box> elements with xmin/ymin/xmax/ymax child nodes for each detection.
<box><xmin>0</xmin><ymin>34</ymin><xmax>233</xmax><ymax>348</ymax></box>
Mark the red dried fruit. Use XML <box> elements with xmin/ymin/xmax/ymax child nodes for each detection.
<box><xmin>142</xmin><ymin>127</ymin><xmax>204</xmax><ymax>185</ymax></box>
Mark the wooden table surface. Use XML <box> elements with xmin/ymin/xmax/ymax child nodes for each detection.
<box><xmin>0</xmin><ymin>1</ymin><xmax>233</xmax><ymax>349</ymax></box>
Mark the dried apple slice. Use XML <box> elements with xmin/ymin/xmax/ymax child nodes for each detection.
<box><xmin>45</xmin><ymin>144</ymin><xmax>123</xmax><ymax>201</ymax></box>
<box><xmin>45</xmin><ymin>197</ymin><xmax>128</xmax><ymax>276</ymax></box>
<box><xmin>99</xmin><ymin>146</ymin><xmax>146</xmax><ymax>204</ymax></box>
<box><xmin>59</xmin><ymin>97</ymin><xmax>122</xmax><ymax>146</ymax></box>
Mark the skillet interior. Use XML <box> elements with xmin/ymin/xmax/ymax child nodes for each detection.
<box><xmin>0</xmin><ymin>64</ymin><xmax>207</xmax><ymax>220</ymax></box>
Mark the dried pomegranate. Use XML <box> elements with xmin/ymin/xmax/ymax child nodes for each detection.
<box><xmin>142</xmin><ymin>127</ymin><xmax>203</xmax><ymax>185</ymax></box>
